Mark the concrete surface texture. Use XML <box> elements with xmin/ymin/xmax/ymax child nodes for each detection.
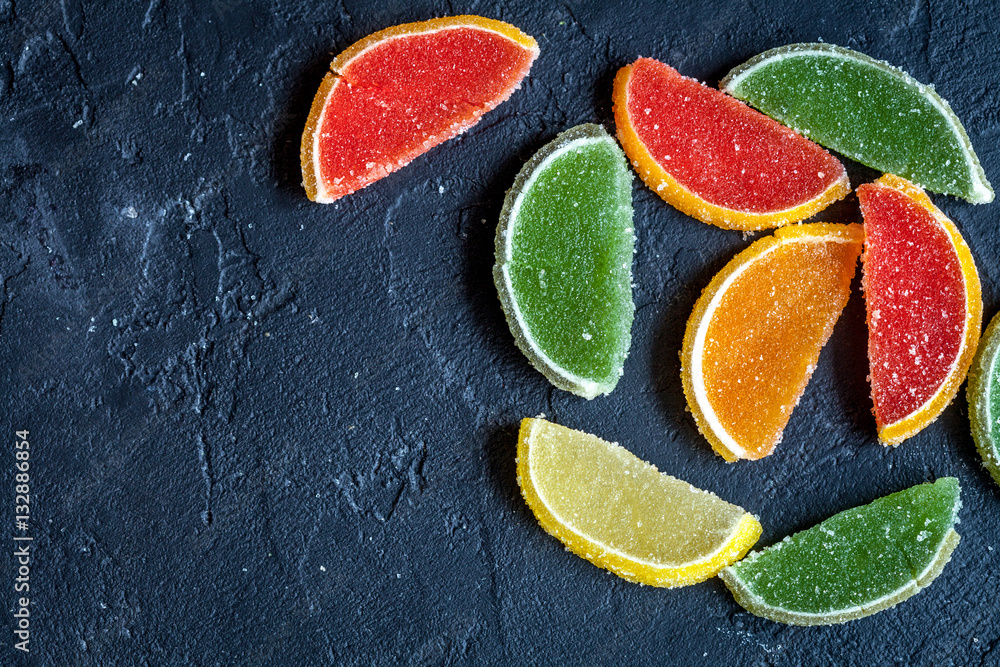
<box><xmin>1</xmin><ymin>0</ymin><xmax>998</xmax><ymax>664</ymax></box>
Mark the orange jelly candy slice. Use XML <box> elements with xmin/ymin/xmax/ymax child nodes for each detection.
<box><xmin>681</xmin><ymin>224</ymin><xmax>864</xmax><ymax>460</ymax></box>
<box><xmin>301</xmin><ymin>16</ymin><xmax>539</xmax><ymax>202</ymax></box>
<box><xmin>858</xmin><ymin>175</ymin><xmax>982</xmax><ymax>445</ymax></box>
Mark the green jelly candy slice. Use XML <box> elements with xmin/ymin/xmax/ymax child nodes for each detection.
<box><xmin>722</xmin><ymin>43</ymin><xmax>994</xmax><ymax>204</ymax></box>
<box><xmin>494</xmin><ymin>124</ymin><xmax>635</xmax><ymax>399</ymax></box>
<box><xmin>720</xmin><ymin>478</ymin><xmax>961</xmax><ymax>626</ymax></box>
<box><xmin>968</xmin><ymin>312</ymin><xmax>1000</xmax><ymax>486</ymax></box>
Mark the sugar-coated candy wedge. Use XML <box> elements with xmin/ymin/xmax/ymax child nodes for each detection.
<box><xmin>518</xmin><ymin>418</ymin><xmax>762</xmax><ymax>587</ymax></box>
<box><xmin>613</xmin><ymin>57</ymin><xmax>849</xmax><ymax>230</ymax></box>
<box><xmin>681</xmin><ymin>223</ymin><xmax>863</xmax><ymax>461</ymax></box>
<box><xmin>721</xmin><ymin>478</ymin><xmax>961</xmax><ymax>626</ymax></box>
<box><xmin>722</xmin><ymin>43</ymin><xmax>994</xmax><ymax>204</ymax></box>
<box><xmin>494</xmin><ymin>124</ymin><xmax>634</xmax><ymax>399</ymax></box>
<box><xmin>301</xmin><ymin>16</ymin><xmax>538</xmax><ymax>202</ymax></box>
<box><xmin>858</xmin><ymin>175</ymin><xmax>982</xmax><ymax>446</ymax></box>
<box><xmin>967</xmin><ymin>312</ymin><xmax>1000</xmax><ymax>486</ymax></box>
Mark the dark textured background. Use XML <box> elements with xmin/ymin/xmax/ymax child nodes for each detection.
<box><xmin>2</xmin><ymin>0</ymin><xmax>999</xmax><ymax>664</ymax></box>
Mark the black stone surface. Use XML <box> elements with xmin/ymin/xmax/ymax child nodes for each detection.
<box><xmin>2</xmin><ymin>0</ymin><xmax>999</xmax><ymax>664</ymax></box>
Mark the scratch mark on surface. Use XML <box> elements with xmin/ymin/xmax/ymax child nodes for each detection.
<box><xmin>295</xmin><ymin>508</ymin><xmax>324</xmax><ymax>611</ymax></box>
<box><xmin>141</xmin><ymin>0</ymin><xmax>161</xmax><ymax>29</ymax></box>
<box><xmin>476</xmin><ymin>520</ymin><xmax>507</xmax><ymax>657</ymax></box>
<box><xmin>0</xmin><ymin>243</ymin><xmax>29</xmax><ymax>338</ymax></box>
<box><xmin>59</xmin><ymin>0</ymin><xmax>84</xmax><ymax>41</ymax></box>
<box><xmin>332</xmin><ymin>421</ymin><xmax>428</xmax><ymax>523</ymax></box>
<box><xmin>562</xmin><ymin>3</ymin><xmax>595</xmax><ymax>44</ymax></box>
<box><xmin>197</xmin><ymin>433</ymin><xmax>214</xmax><ymax>526</ymax></box>
<box><xmin>977</xmin><ymin>634</ymin><xmax>1000</xmax><ymax>667</ymax></box>
<box><xmin>50</xmin><ymin>31</ymin><xmax>86</xmax><ymax>90</ymax></box>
